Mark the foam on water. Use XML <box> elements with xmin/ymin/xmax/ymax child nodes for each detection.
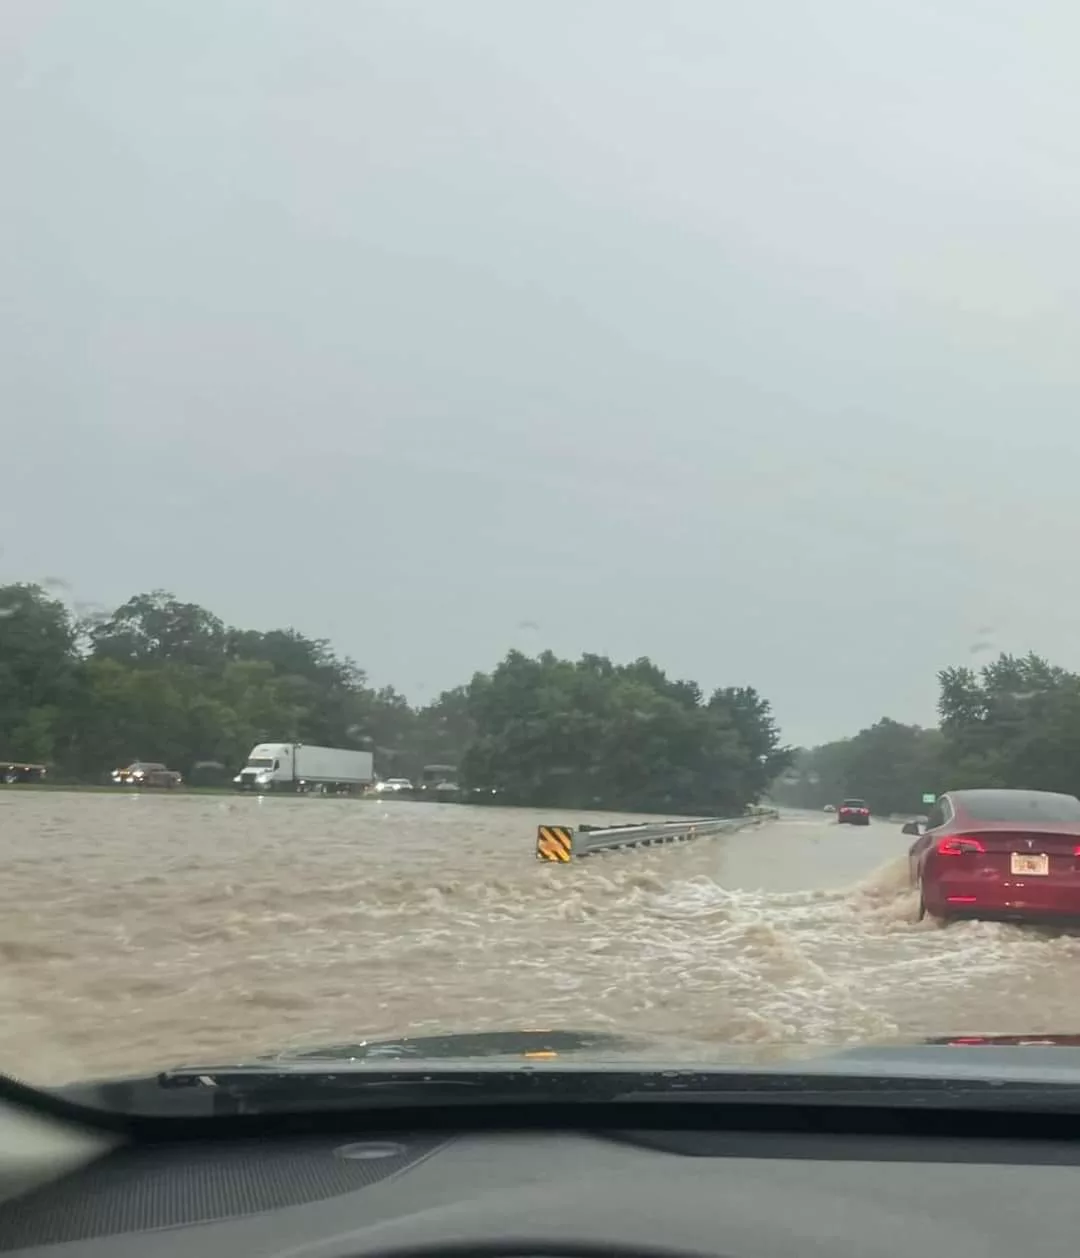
<box><xmin>3</xmin><ymin>797</ymin><xmax>1080</xmax><ymax>1082</ymax></box>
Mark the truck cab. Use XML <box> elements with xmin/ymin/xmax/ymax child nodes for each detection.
<box><xmin>234</xmin><ymin>744</ymin><xmax>291</xmax><ymax>791</ymax></box>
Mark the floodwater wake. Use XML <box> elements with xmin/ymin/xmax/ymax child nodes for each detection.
<box><xmin>1</xmin><ymin>796</ymin><xmax>1078</xmax><ymax>1083</ymax></box>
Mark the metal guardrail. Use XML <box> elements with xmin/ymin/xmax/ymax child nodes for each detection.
<box><xmin>536</xmin><ymin>809</ymin><xmax>779</xmax><ymax>862</ymax></box>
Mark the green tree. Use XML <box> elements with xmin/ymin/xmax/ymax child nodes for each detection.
<box><xmin>0</xmin><ymin>584</ymin><xmax>78</xmax><ymax>764</ymax></box>
<box><xmin>88</xmin><ymin>590</ymin><xmax>226</xmax><ymax>668</ymax></box>
<box><xmin>458</xmin><ymin>650</ymin><xmax>785</xmax><ymax>813</ymax></box>
<box><xmin>410</xmin><ymin>685</ymin><xmax>475</xmax><ymax>776</ymax></box>
<box><xmin>771</xmin><ymin>720</ymin><xmax>943</xmax><ymax>815</ymax></box>
<box><xmin>708</xmin><ymin>686</ymin><xmax>791</xmax><ymax>801</ymax></box>
<box><xmin>0</xmin><ymin>581</ymin><xmax>794</xmax><ymax>808</ymax></box>
<box><xmin>938</xmin><ymin>652</ymin><xmax>1080</xmax><ymax>795</ymax></box>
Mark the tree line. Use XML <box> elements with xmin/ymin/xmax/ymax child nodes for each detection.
<box><xmin>0</xmin><ymin>583</ymin><xmax>790</xmax><ymax>812</ymax></box>
<box><xmin>771</xmin><ymin>651</ymin><xmax>1080</xmax><ymax>816</ymax></box>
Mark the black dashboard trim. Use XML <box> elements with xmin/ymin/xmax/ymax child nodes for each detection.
<box><xmin>5</xmin><ymin>1074</ymin><xmax>1080</xmax><ymax>1151</ymax></box>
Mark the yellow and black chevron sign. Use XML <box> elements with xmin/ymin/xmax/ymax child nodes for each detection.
<box><xmin>536</xmin><ymin>825</ymin><xmax>573</xmax><ymax>862</ymax></box>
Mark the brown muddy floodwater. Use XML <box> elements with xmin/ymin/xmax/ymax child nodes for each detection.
<box><xmin>2</xmin><ymin>792</ymin><xmax>1080</xmax><ymax>1085</ymax></box>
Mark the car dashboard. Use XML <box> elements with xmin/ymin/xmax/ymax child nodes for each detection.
<box><xmin>1</xmin><ymin>1099</ymin><xmax>1080</xmax><ymax>1258</ymax></box>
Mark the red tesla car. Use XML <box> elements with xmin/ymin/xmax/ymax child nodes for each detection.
<box><xmin>908</xmin><ymin>788</ymin><xmax>1080</xmax><ymax>922</ymax></box>
<box><xmin>837</xmin><ymin>798</ymin><xmax>871</xmax><ymax>826</ymax></box>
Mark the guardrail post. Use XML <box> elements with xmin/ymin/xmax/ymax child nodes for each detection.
<box><xmin>536</xmin><ymin>825</ymin><xmax>574</xmax><ymax>862</ymax></box>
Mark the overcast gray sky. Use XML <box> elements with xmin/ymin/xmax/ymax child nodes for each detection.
<box><xmin>4</xmin><ymin>0</ymin><xmax>1080</xmax><ymax>745</ymax></box>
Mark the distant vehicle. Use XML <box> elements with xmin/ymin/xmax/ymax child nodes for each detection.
<box><xmin>837</xmin><ymin>798</ymin><xmax>870</xmax><ymax>826</ymax></box>
<box><xmin>233</xmin><ymin>743</ymin><xmax>374</xmax><ymax>794</ymax></box>
<box><xmin>416</xmin><ymin>764</ymin><xmax>462</xmax><ymax>801</ymax></box>
<box><xmin>111</xmin><ymin>761</ymin><xmax>182</xmax><ymax>788</ymax></box>
<box><xmin>187</xmin><ymin>759</ymin><xmax>229</xmax><ymax>787</ymax></box>
<box><xmin>908</xmin><ymin>788</ymin><xmax>1080</xmax><ymax>923</ymax></box>
<box><xmin>375</xmin><ymin>777</ymin><xmax>414</xmax><ymax>794</ymax></box>
<box><xmin>0</xmin><ymin>760</ymin><xmax>47</xmax><ymax>785</ymax></box>
<box><xmin>823</xmin><ymin>804</ymin><xmax>836</xmax><ymax>813</ymax></box>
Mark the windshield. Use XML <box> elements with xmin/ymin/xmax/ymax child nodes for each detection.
<box><xmin>958</xmin><ymin>792</ymin><xmax>1080</xmax><ymax>823</ymax></box>
<box><xmin>5</xmin><ymin>2</ymin><xmax>1080</xmax><ymax>1102</ymax></box>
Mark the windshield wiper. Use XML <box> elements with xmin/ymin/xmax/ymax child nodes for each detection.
<box><xmin>61</xmin><ymin>1064</ymin><xmax>1080</xmax><ymax>1119</ymax></box>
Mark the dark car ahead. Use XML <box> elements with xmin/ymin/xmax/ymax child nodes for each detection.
<box><xmin>908</xmin><ymin>788</ymin><xmax>1080</xmax><ymax>923</ymax></box>
<box><xmin>837</xmin><ymin>798</ymin><xmax>870</xmax><ymax>826</ymax></box>
<box><xmin>111</xmin><ymin>761</ymin><xmax>182</xmax><ymax>788</ymax></box>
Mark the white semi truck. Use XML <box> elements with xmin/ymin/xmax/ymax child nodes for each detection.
<box><xmin>233</xmin><ymin>743</ymin><xmax>374</xmax><ymax>794</ymax></box>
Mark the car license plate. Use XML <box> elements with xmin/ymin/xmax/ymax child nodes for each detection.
<box><xmin>1011</xmin><ymin>853</ymin><xmax>1049</xmax><ymax>876</ymax></box>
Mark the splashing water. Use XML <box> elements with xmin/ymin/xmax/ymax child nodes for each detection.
<box><xmin>1</xmin><ymin>797</ymin><xmax>1078</xmax><ymax>1083</ymax></box>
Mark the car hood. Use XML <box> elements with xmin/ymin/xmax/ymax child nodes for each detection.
<box><xmin>262</xmin><ymin>1028</ymin><xmax>643</xmax><ymax>1063</ymax></box>
<box><xmin>245</xmin><ymin>1028</ymin><xmax>1080</xmax><ymax>1083</ymax></box>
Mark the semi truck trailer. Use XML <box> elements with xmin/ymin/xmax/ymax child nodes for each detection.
<box><xmin>233</xmin><ymin>743</ymin><xmax>374</xmax><ymax>794</ymax></box>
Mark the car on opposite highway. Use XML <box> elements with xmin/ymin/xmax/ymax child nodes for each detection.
<box><xmin>907</xmin><ymin>788</ymin><xmax>1080</xmax><ymax>923</ymax></box>
<box><xmin>110</xmin><ymin>761</ymin><xmax>182</xmax><ymax>788</ymax></box>
<box><xmin>375</xmin><ymin>777</ymin><xmax>414</xmax><ymax>795</ymax></box>
<box><xmin>837</xmin><ymin>798</ymin><xmax>870</xmax><ymax>825</ymax></box>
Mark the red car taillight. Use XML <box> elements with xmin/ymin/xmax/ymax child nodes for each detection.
<box><xmin>937</xmin><ymin>836</ymin><xmax>986</xmax><ymax>856</ymax></box>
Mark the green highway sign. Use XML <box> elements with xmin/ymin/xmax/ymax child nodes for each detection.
<box><xmin>921</xmin><ymin>792</ymin><xmax>936</xmax><ymax>804</ymax></box>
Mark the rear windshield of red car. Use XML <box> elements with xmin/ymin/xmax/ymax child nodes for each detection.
<box><xmin>956</xmin><ymin>791</ymin><xmax>1080</xmax><ymax>822</ymax></box>
<box><xmin>841</xmin><ymin>800</ymin><xmax>867</xmax><ymax>808</ymax></box>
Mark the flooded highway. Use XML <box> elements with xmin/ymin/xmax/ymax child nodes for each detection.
<box><xmin>3</xmin><ymin>792</ymin><xmax>1080</xmax><ymax>1086</ymax></box>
